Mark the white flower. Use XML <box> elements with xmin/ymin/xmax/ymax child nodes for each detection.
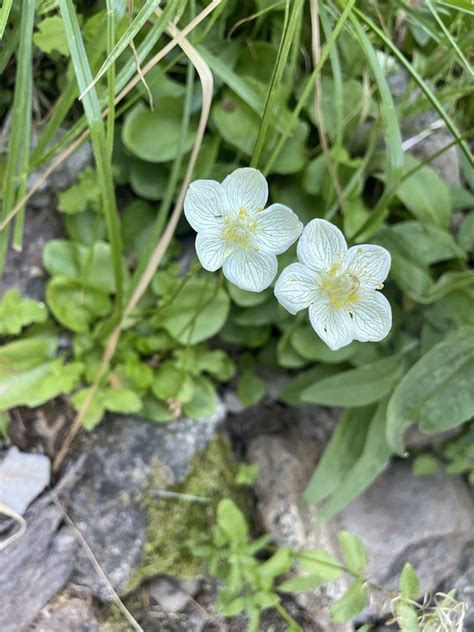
<box><xmin>274</xmin><ymin>218</ymin><xmax>392</xmax><ymax>351</ymax></box>
<box><xmin>184</xmin><ymin>168</ymin><xmax>303</xmax><ymax>292</ymax></box>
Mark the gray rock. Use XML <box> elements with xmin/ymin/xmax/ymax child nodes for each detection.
<box><xmin>389</xmin><ymin>69</ymin><xmax>460</xmax><ymax>185</ymax></box>
<box><xmin>405</xmin><ymin>424</ymin><xmax>461</xmax><ymax>450</ymax></box>
<box><xmin>0</xmin><ymin>490</ymin><xmax>77</xmax><ymax>631</ymax></box>
<box><xmin>69</xmin><ymin>406</ymin><xmax>226</xmax><ymax>600</ymax></box>
<box><xmin>0</xmin><ymin>447</ymin><xmax>50</xmax><ymax>514</ymax></box>
<box><xmin>247</xmin><ymin>407</ymin><xmax>351</xmax><ymax>632</ymax></box>
<box><xmin>336</xmin><ymin>461</ymin><xmax>474</xmax><ymax>608</ymax></box>
<box><xmin>29</xmin><ymin>586</ymin><xmax>99</xmax><ymax>632</ymax></box>
<box><xmin>29</xmin><ymin>131</ymin><xmax>92</xmax><ymax>209</ymax></box>
<box><xmin>0</xmin><ymin>205</ymin><xmax>63</xmax><ymax>299</ymax></box>
<box><xmin>149</xmin><ymin>575</ymin><xmax>199</xmax><ymax>613</ymax></box>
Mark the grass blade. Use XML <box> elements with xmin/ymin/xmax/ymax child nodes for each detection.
<box><xmin>106</xmin><ymin>0</ymin><xmax>117</xmax><ymax>156</ymax></box>
<box><xmin>53</xmin><ymin>1</ymin><xmax>219</xmax><ymax>471</ymax></box>
<box><xmin>31</xmin><ymin>14</ymin><xmax>109</xmax><ymax>164</ymax></box>
<box><xmin>354</xmin><ymin>6</ymin><xmax>473</xmax><ymax>166</ymax></box>
<box><xmin>426</xmin><ymin>0</ymin><xmax>473</xmax><ymax>75</ymax></box>
<box><xmin>80</xmin><ymin>0</ymin><xmax>162</xmax><ymax>100</ymax></box>
<box><xmin>0</xmin><ymin>21</ymin><xmax>19</xmax><ymax>73</ymax></box>
<box><xmin>263</xmin><ymin>0</ymin><xmax>356</xmax><ymax>175</ymax></box>
<box><xmin>31</xmin><ymin>1</ymin><xmax>180</xmax><ymax>170</ymax></box>
<box><xmin>0</xmin><ymin>0</ymin><xmax>14</xmax><ymax>38</ymax></box>
<box><xmin>250</xmin><ymin>0</ymin><xmax>304</xmax><ymax>169</ymax></box>
<box><xmin>347</xmin><ymin>11</ymin><xmax>404</xmax><ymax>238</ymax></box>
<box><xmin>0</xmin><ymin>0</ymin><xmax>35</xmax><ymax>268</ymax></box>
<box><xmin>0</xmin><ymin>0</ymin><xmax>219</xmax><ymax>236</ymax></box>
<box><xmin>59</xmin><ymin>0</ymin><xmax>124</xmax><ymax>308</ymax></box>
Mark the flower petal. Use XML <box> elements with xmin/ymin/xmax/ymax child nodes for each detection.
<box><xmin>223</xmin><ymin>247</ymin><xmax>277</xmax><ymax>292</ymax></box>
<box><xmin>308</xmin><ymin>296</ymin><xmax>354</xmax><ymax>351</ymax></box>
<box><xmin>255</xmin><ymin>204</ymin><xmax>303</xmax><ymax>255</ymax></box>
<box><xmin>184</xmin><ymin>179</ymin><xmax>227</xmax><ymax>231</ymax></box>
<box><xmin>222</xmin><ymin>168</ymin><xmax>268</xmax><ymax>213</ymax></box>
<box><xmin>345</xmin><ymin>244</ymin><xmax>391</xmax><ymax>288</ymax></box>
<box><xmin>350</xmin><ymin>290</ymin><xmax>392</xmax><ymax>343</ymax></box>
<box><xmin>297</xmin><ymin>218</ymin><xmax>347</xmax><ymax>272</ymax></box>
<box><xmin>195</xmin><ymin>228</ymin><xmax>229</xmax><ymax>272</ymax></box>
<box><xmin>274</xmin><ymin>263</ymin><xmax>317</xmax><ymax>314</ymax></box>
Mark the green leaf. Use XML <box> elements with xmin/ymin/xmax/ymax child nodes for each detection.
<box><xmin>122</xmin><ymin>99</ymin><xmax>195</xmax><ymax>163</ymax></box>
<box><xmin>330</xmin><ymin>580</ymin><xmax>366</xmax><ymax>623</ymax></box>
<box><xmin>102</xmin><ymin>387</ymin><xmax>143</xmax><ymax>414</ymax></box>
<box><xmin>182</xmin><ymin>375</ymin><xmax>217</xmax><ymax>419</ymax></box>
<box><xmin>458</xmin><ymin>211</ymin><xmax>474</xmax><ymax>253</ymax></box>
<box><xmin>219</xmin><ymin>597</ymin><xmax>246</xmax><ymax>617</ymax></box>
<box><xmin>237</xmin><ymin>370</ymin><xmax>267</xmax><ymax>406</ymax></box>
<box><xmin>257</xmin><ymin>548</ymin><xmax>292</xmax><ymax>582</ymax></box>
<box><xmin>290</xmin><ymin>323</ymin><xmax>359</xmax><ymax>363</ymax></box>
<box><xmin>220</xmin><ymin>321</ymin><xmax>270</xmax><ymax>348</ymax></box>
<box><xmin>296</xmin><ymin>549</ymin><xmax>344</xmax><ymax>580</ymax></box>
<box><xmin>394</xmin><ymin>600</ymin><xmax>421</xmax><ymax>632</ymax></box>
<box><xmin>129</xmin><ymin>159</ymin><xmax>168</xmax><ymax>201</ymax></box>
<box><xmin>0</xmin><ymin>336</ymin><xmax>83</xmax><ymax>410</ymax></box>
<box><xmin>396</xmin><ymin>156</ymin><xmax>451</xmax><ymax>228</ymax></box>
<box><xmin>235</xmin><ymin>463</ymin><xmax>259</xmax><ymax>486</ymax></box>
<box><xmin>302</xmin><ymin>355</ymin><xmax>404</xmax><ymax>407</ymax></box>
<box><xmin>71</xmin><ymin>386</ymin><xmax>142</xmax><ymax>431</ymax></box>
<box><xmin>387</xmin><ymin>326</ymin><xmax>474</xmax><ymax>454</ymax></box>
<box><xmin>43</xmin><ymin>240</ymin><xmax>119</xmax><ymax>293</ymax></box>
<box><xmin>278</xmin><ymin>574</ymin><xmax>329</xmax><ymax>593</ymax></box>
<box><xmin>152</xmin><ymin>362</ymin><xmax>194</xmax><ymax>403</ymax></box>
<box><xmin>0</xmin><ymin>290</ymin><xmax>47</xmax><ymax>335</ymax></box>
<box><xmin>195</xmin><ymin>349</ymin><xmax>236</xmax><ymax>382</ymax></box>
<box><xmin>315</xmin><ymin>401</ymin><xmax>391</xmax><ymax>524</ymax></box>
<box><xmin>304</xmin><ymin>406</ymin><xmax>373</xmax><ymax>505</ymax></box>
<box><xmin>399</xmin><ymin>563</ymin><xmax>420</xmax><ymax>601</ymax></box>
<box><xmin>212</xmin><ymin>89</ymin><xmax>308</xmax><ymax>175</ymax></box>
<box><xmin>234</xmin><ymin>299</ymin><xmax>286</xmax><ymax>327</ymax></box>
<box><xmin>121</xmin><ymin>199</ymin><xmax>156</xmax><ymax>254</ymax></box>
<box><xmin>278</xmin><ymin>365</ymin><xmax>339</xmax><ymax>406</ymax></box>
<box><xmin>392</xmin><ymin>221</ymin><xmax>465</xmax><ymax>265</ymax></box>
<box><xmin>57</xmin><ymin>167</ymin><xmax>101</xmax><ymax>214</ymax></box>
<box><xmin>33</xmin><ymin>15</ymin><xmax>69</xmax><ymax>56</ymax></box>
<box><xmin>337</xmin><ymin>531</ymin><xmax>367</xmax><ymax>575</ymax></box>
<box><xmin>374</xmin><ymin>226</ymin><xmax>433</xmax><ymax>302</ymax></box>
<box><xmin>140</xmin><ymin>395</ymin><xmax>173</xmax><ymax>423</ymax></box>
<box><xmin>217</xmin><ymin>499</ymin><xmax>248</xmax><ymax>547</ymax></box>
<box><xmin>412</xmin><ymin>455</ymin><xmax>439</xmax><ymax>477</ymax></box>
<box><xmin>46</xmin><ymin>277</ymin><xmax>111</xmax><ymax>334</ymax></box>
<box><xmin>227</xmin><ymin>282</ymin><xmax>271</xmax><ymax>307</ymax></box>
<box><xmin>157</xmin><ymin>277</ymin><xmax>230</xmax><ymax>345</ymax></box>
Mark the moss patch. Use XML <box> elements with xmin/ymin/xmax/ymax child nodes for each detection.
<box><xmin>125</xmin><ymin>433</ymin><xmax>249</xmax><ymax>594</ymax></box>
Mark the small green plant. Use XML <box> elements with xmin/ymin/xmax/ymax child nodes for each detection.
<box><xmin>412</xmin><ymin>423</ymin><xmax>474</xmax><ymax>485</ymax></box>
<box><xmin>190</xmin><ymin>498</ymin><xmax>468</xmax><ymax>632</ymax></box>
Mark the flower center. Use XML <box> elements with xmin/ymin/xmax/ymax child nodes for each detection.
<box><xmin>223</xmin><ymin>212</ymin><xmax>258</xmax><ymax>249</ymax></box>
<box><xmin>320</xmin><ymin>268</ymin><xmax>360</xmax><ymax>309</ymax></box>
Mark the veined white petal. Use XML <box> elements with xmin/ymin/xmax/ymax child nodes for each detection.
<box><xmin>309</xmin><ymin>295</ymin><xmax>354</xmax><ymax>351</ymax></box>
<box><xmin>223</xmin><ymin>247</ymin><xmax>277</xmax><ymax>292</ymax></box>
<box><xmin>222</xmin><ymin>168</ymin><xmax>268</xmax><ymax>213</ymax></box>
<box><xmin>274</xmin><ymin>263</ymin><xmax>317</xmax><ymax>315</ymax></box>
<box><xmin>184</xmin><ymin>179</ymin><xmax>227</xmax><ymax>231</ymax></box>
<box><xmin>195</xmin><ymin>228</ymin><xmax>229</xmax><ymax>272</ymax></box>
<box><xmin>350</xmin><ymin>290</ymin><xmax>392</xmax><ymax>343</ymax></box>
<box><xmin>297</xmin><ymin>218</ymin><xmax>347</xmax><ymax>272</ymax></box>
<box><xmin>345</xmin><ymin>244</ymin><xmax>391</xmax><ymax>288</ymax></box>
<box><xmin>255</xmin><ymin>204</ymin><xmax>303</xmax><ymax>255</ymax></box>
